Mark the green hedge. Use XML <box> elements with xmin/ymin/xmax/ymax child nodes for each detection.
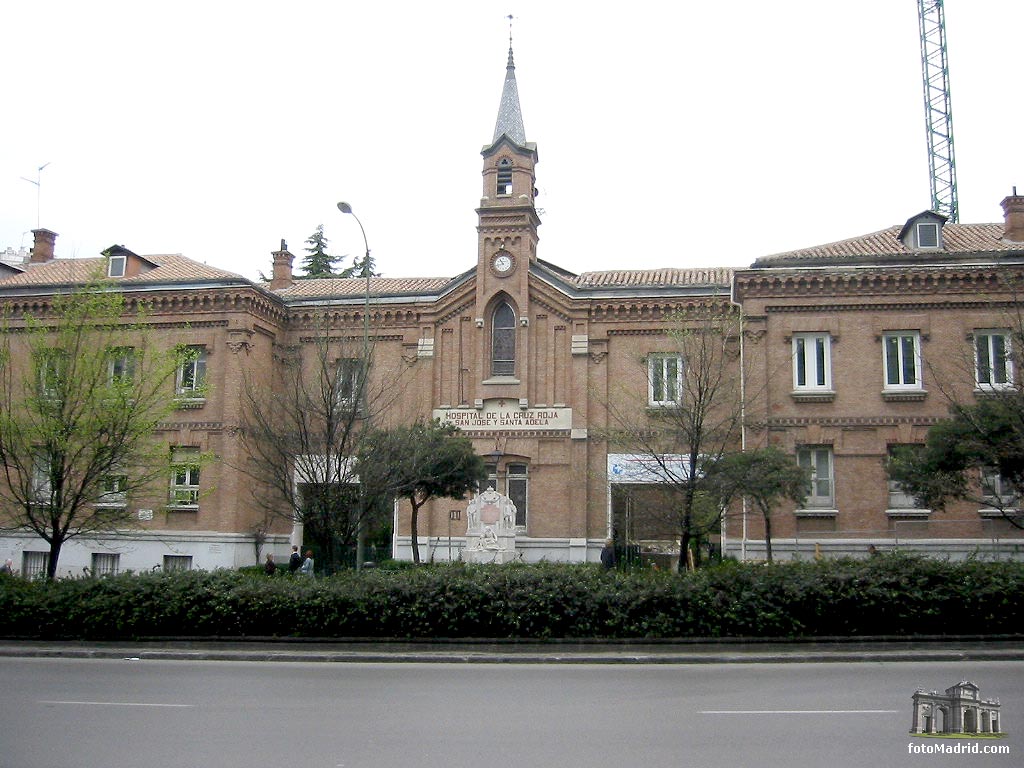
<box><xmin>1</xmin><ymin>554</ymin><xmax>1022</xmax><ymax>640</ymax></box>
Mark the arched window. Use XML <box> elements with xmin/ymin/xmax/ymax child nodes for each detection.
<box><xmin>491</xmin><ymin>301</ymin><xmax>516</xmax><ymax>376</ymax></box>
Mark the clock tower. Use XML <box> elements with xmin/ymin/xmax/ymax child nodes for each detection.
<box><xmin>475</xmin><ymin>40</ymin><xmax>540</xmax><ymax>399</ymax></box>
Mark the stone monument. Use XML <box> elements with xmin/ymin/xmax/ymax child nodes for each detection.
<box><xmin>463</xmin><ymin>487</ymin><xmax>518</xmax><ymax>563</ymax></box>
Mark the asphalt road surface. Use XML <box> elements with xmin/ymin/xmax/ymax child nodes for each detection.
<box><xmin>0</xmin><ymin>658</ymin><xmax>1020</xmax><ymax>767</ymax></box>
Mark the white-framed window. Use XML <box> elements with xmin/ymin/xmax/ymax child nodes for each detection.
<box><xmin>648</xmin><ymin>354</ymin><xmax>682</xmax><ymax>406</ymax></box>
<box><xmin>974</xmin><ymin>330</ymin><xmax>1013</xmax><ymax>389</ymax></box>
<box><xmin>176</xmin><ymin>346</ymin><xmax>207</xmax><ymax>396</ymax></box>
<box><xmin>333</xmin><ymin>358</ymin><xmax>363</xmax><ymax>410</ymax></box>
<box><xmin>36</xmin><ymin>348</ymin><xmax>65</xmax><ymax>398</ymax></box>
<box><xmin>917</xmin><ymin>222</ymin><xmax>940</xmax><ymax>249</ymax></box>
<box><xmin>96</xmin><ymin>474</ymin><xmax>128</xmax><ymax>508</ymax></box>
<box><xmin>163</xmin><ymin>554</ymin><xmax>193</xmax><ymax>572</ymax></box>
<box><xmin>797</xmin><ymin>446</ymin><xmax>834</xmax><ymax>508</ymax></box>
<box><xmin>883</xmin><ymin>331</ymin><xmax>922</xmax><ymax>389</ymax></box>
<box><xmin>22</xmin><ymin>551</ymin><xmax>49</xmax><ymax>579</ymax></box>
<box><xmin>107</xmin><ymin>347</ymin><xmax>135</xmax><ymax>384</ymax></box>
<box><xmin>886</xmin><ymin>445</ymin><xmax>923</xmax><ymax>510</ymax></box>
<box><xmin>980</xmin><ymin>468</ymin><xmax>1017</xmax><ymax>509</ymax></box>
<box><xmin>31</xmin><ymin>450</ymin><xmax>53</xmax><ymax>505</ymax></box>
<box><xmin>792</xmin><ymin>333</ymin><xmax>832</xmax><ymax>390</ymax></box>
<box><xmin>491</xmin><ymin>302</ymin><xmax>517</xmax><ymax>376</ymax></box>
<box><xmin>91</xmin><ymin>552</ymin><xmax>120</xmax><ymax>576</ymax></box>
<box><xmin>107</xmin><ymin>253</ymin><xmax>126</xmax><ymax>278</ymax></box>
<box><xmin>169</xmin><ymin>447</ymin><xmax>201</xmax><ymax>508</ymax></box>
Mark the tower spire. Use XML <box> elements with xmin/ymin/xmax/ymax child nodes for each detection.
<box><xmin>492</xmin><ymin>14</ymin><xmax>527</xmax><ymax>145</ymax></box>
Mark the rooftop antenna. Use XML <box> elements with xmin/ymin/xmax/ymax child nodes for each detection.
<box><xmin>20</xmin><ymin>162</ymin><xmax>51</xmax><ymax>229</ymax></box>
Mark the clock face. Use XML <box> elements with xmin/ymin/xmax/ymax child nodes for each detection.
<box><xmin>492</xmin><ymin>252</ymin><xmax>514</xmax><ymax>275</ymax></box>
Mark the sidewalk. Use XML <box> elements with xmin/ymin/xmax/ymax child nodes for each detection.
<box><xmin>1</xmin><ymin>638</ymin><xmax>1022</xmax><ymax>664</ymax></box>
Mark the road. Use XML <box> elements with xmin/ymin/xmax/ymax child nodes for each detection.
<box><xmin>0</xmin><ymin>658</ymin><xmax>1019</xmax><ymax>767</ymax></box>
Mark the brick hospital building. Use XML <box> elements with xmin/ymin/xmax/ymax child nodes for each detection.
<box><xmin>1</xmin><ymin>46</ymin><xmax>1023</xmax><ymax>575</ymax></box>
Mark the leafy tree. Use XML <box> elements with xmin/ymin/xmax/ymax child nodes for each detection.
<box><xmin>704</xmin><ymin>447</ymin><xmax>808</xmax><ymax>562</ymax></box>
<box><xmin>888</xmin><ymin>398</ymin><xmax>1024</xmax><ymax>529</ymax></box>
<box><xmin>299</xmin><ymin>225</ymin><xmax>341</xmax><ymax>278</ymax></box>
<box><xmin>0</xmin><ymin>276</ymin><xmax>183</xmax><ymax>578</ymax></box>
<box><xmin>887</xmin><ymin>285</ymin><xmax>1024</xmax><ymax>531</ymax></box>
<box><xmin>357</xmin><ymin>419</ymin><xmax>487</xmax><ymax>564</ymax></box>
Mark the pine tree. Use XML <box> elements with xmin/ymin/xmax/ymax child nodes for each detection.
<box><xmin>300</xmin><ymin>225</ymin><xmax>340</xmax><ymax>278</ymax></box>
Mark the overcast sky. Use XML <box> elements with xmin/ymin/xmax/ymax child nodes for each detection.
<box><xmin>3</xmin><ymin>1</ymin><xmax>1022</xmax><ymax>282</ymax></box>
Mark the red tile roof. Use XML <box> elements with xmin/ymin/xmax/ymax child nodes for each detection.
<box><xmin>753</xmin><ymin>223</ymin><xmax>1021</xmax><ymax>267</ymax></box>
<box><xmin>574</xmin><ymin>267</ymin><xmax>733</xmax><ymax>288</ymax></box>
<box><xmin>0</xmin><ymin>254</ymin><xmax>247</xmax><ymax>287</ymax></box>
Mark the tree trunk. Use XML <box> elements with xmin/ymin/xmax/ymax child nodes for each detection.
<box><xmin>46</xmin><ymin>538</ymin><xmax>63</xmax><ymax>579</ymax></box>
<box><xmin>763</xmin><ymin>510</ymin><xmax>774</xmax><ymax>563</ymax></box>
<box><xmin>409</xmin><ymin>501</ymin><xmax>422</xmax><ymax>565</ymax></box>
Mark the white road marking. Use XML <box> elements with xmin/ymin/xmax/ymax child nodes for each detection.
<box><xmin>39</xmin><ymin>700</ymin><xmax>194</xmax><ymax>708</ymax></box>
<box><xmin>701</xmin><ymin>709</ymin><xmax>899</xmax><ymax>715</ymax></box>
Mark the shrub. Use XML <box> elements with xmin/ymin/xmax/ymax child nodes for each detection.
<box><xmin>0</xmin><ymin>555</ymin><xmax>1021</xmax><ymax>641</ymax></box>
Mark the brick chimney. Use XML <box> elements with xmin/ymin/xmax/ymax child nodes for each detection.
<box><xmin>1002</xmin><ymin>191</ymin><xmax>1024</xmax><ymax>242</ymax></box>
<box><xmin>30</xmin><ymin>228</ymin><xmax>58</xmax><ymax>263</ymax></box>
<box><xmin>270</xmin><ymin>241</ymin><xmax>294</xmax><ymax>289</ymax></box>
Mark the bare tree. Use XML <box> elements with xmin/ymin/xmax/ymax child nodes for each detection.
<box><xmin>0</xmin><ymin>277</ymin><xmax>182</xmax><ymax>578</ymax></box>
<box><xmin>602</xmin><ymin>303</ymin><xmax>751</xmax><ymax>569</ymax></box>
<box><xmin>236</xmin><ymin>316</ymin><xmax>407</xmax><ymax>572</ymax></box>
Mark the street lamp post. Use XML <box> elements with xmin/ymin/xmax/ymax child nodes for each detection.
<box><xmin>337</xmin><ymin>202</ymin><xmax>371</xmax><ymax>570</ymax></box>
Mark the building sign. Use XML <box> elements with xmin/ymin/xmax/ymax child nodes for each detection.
<box><xmin>607</xmin><ymin>453</ymin><xmax>691</xmax><ymax>484</ymax></box>
<box><xmin>434</xmin><ymin>401</ymin><xmax>572</xmax><ymax>431</ymax></box>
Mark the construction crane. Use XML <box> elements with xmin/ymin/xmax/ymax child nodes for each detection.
<box><xmin>917</xmin><ymin>0</ymin><xmax>959</xmax><ymax>222</ymax></box>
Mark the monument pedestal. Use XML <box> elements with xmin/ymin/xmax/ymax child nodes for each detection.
<box><xmin>462</xmin><ymin>488</ymin><xmax>518</xmax><ymax>564</ymax></box>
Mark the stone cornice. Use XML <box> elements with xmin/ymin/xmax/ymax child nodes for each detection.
<box><xmin>765</xmin><ymin>299</ymin><xmax>1021</xmax><ymax>314</ymax></box>
<box><xmin>735</xmin><ymin>264</ymin><xmax>1024</xmax><ymax>300</ymax></box>
<box><xmin>766</xmin><ymin>415</ymin><xmax>941</xmax><ymax>428</ymax></box>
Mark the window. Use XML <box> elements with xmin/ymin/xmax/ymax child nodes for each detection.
<box><xmin>480</xmin><ymin>461</ymin><xmax>529</xmax><ymax>528</ymax></box>
<box><xmin>31</xmin><ymin>451</ymin><xmax>53</xmax><ymax>505</ymax></box>
<box><xmin>975</xmin><ymin>331</ymin><xmax>1013</xmax><ymax>389</ymax></box>
<box><xmin>163</xmin><ymin>554</ymin><xmax>193</xmax><ymax>572</ymax></box>
<box><xmin>980</xmin><ymin>468</ymin><xmax>1017</xmax><ymax>509</ymax></box>
<box><xmin>176</xmin><ymin>346</ymin><xmax>207</xmax><ymax>396</ymax></box>
<box><xmin>108</xmin><ymin>253</ymin><xmax>126</xmax><ymax>278</ymax></box>
<box><xmin>491</xmin><ymin>302</ymin><xmax>516</xmax><ymax>376</ymax></box>
<box><xmin>334</xmin><ymin>358</ymin><xmax>363</xmax><ymax>410</ymax></box>
<box><xmin>36</xmin><ymin>349</ymin><xmax>65</xmax><ymax>397</ymax></box>
<box><xmin>97</xmin><ymin>474</ymin><xmax>128</xmax><ymax>508</ymax></box>
<box><xmin>792</xmin><ymin>333</ymin><xmax>831</xmax><ymax>390</ymax></box>
<box><xmin>170</xmin><ymin>447</ymin><xmax>201</xmax><ymax>508</ymax></box>
<box><xmin>883</xmin><ymin>331</ymin><xmax>922</xmax><ymax>389</ymax></box>
<box><xmin>507</xmin><ymin>463</ymin><xmax>528</xmax><ymax>528</ymax></box>
<box><xmin>108</xmin><ymin>347</ymin><xmax>135</xmax><ymax>384</ymax></box>
<box><xmin>917</xmin><ymin>222</ymin><xmax>939</xmax><ymax>248</ymax></box>
<box><xmin>648</xmin><ymin>354</ymin><xmax>682</xmax><ymax>406</ymax></box>
<box><xmin>497</xmin><ymin>170</ymin><xmax>513</xmax><ymax>196</ymax></box>
<box><xmin>22</xmin><ymin>551</ymin><xmax>49</xmax><ymax>579</ymax></box>
<box><xmin>887</xmin><ymin>446</ymin><xmax>922</xmax><ymax>510</ymax></box>
<box><xmin>797</xmin><ymin>447</ymin><xmax>834</xmax><ymax>508</ymax></box>
<box><xmin>91</xmin><ymin>552</ymin><xmax>120</xmax><ymax>576</ymax></box>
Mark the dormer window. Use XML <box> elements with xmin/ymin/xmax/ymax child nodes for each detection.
<box><xmin>917</xmin><ymin>222</ymin><xmax>939</xmax><ymax>249</ymax></box>
<box><xmin>108</xmin><ymin>253</ymin><xmax>126</xmax><ymax>278</ymax></box>
<box><xmin>898</xmin><ymin>211</ymin><xmax>946</xmax><ymax>251</ymax></box>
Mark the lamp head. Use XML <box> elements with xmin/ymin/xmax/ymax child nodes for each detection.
<box><xmin>337</xmin><ymin>201</ymin><xmax>353</xmax><ymax>214</ymax></box>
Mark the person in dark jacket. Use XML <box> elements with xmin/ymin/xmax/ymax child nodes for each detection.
<box><xmin>600</xmin><ymin>539</ymin><xmax>616</xmax><ymax>570</ymax></box>
<box><xmin>288</xmin><ymin>545</ymin><xmax>302</xmax><ymax>573</ymax></box>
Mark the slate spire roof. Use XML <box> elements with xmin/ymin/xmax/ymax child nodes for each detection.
<box><xmin>492</xmin><ymin>43</ymin><xmax>527</xmax><ymax>145</ymax></box>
